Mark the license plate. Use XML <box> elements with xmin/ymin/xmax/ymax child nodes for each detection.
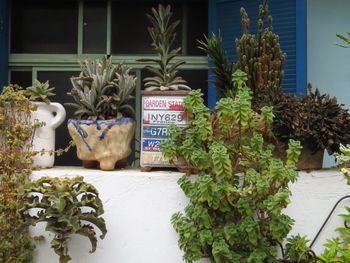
<box><xmin>143</xmin><ymin>125</ymin><xmax>183</xmax><ymax>138</ymax></box>
<box><xmin>140</xmin><ymin>152</ymin><xmax>186</xmax><ymax>167</ymax></box>
<box><xmin>142</xmin><ymin>139</ymin><xmax>162</xmax><ymax>152</ymax></box>
<box><xmin>143</xmin><ymin>96</ymin><xmax>185</xmax><ymax>111</ymax></box>
<box><xmin>143</xmin><ymin>110</ymin><xmax>187</xmax><ymax>125</ymax></box>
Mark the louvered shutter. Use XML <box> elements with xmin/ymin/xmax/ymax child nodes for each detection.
<box><xmin>208</xmin><ymin>0</ymin><xmax>306</xmax><ymax>107</ymax></box>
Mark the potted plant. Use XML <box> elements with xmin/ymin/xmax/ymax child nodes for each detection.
<box><xmin>137</xmin><ymin>4</ymin><xmax>192</xmax><ymax>170</ymax></box>
<box><xmin>18</xmin><ymin>176</ymin><xmax>107</xmax><ymax>263</ymax></box>
<box><xmin>200</xmin><ymin>1</ymin><xmax>350</xmax><ymax>170</ymax></box>
<box><xmin>65</xmin><ymin>55</ymin><xmax>136</xmax><ymax>171</ymax></box>
<box><xmin>138</xmin><ymin>4</ymin><xmax>190</xmax><ymax>92</ymax></box>
<box><xmin>26</xmin><ymin>80</ymin><xmax>66</xmax><ymax>168</ymax></box>
<box><xmin>161</xmin><ymin>70</ymin><xmax>303</xmax><ymax>262</ymax></box>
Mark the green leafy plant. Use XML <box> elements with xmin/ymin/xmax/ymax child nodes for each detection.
<box><xmin>335</xmin><ymin>32</ymin><xmax>350</xmax><ymax>48</ymax></box>
<box><xmin>282</xmin><ymin>234</ymin><xmax>316</xmax><ymax>263</ymax></box>
<box><xmin>26</xmin><ymin>79</ymin><xmax>56</xmax><ymax>104</ymax></box>
<box><xmin>198</xmin><ymin>33</ymin><xmax>236</xmax><ymax>97</ymax></box>
<box><xmin>334</xmin><ymin>144</ymin><xmax>350</xmax><ymax>184</ymax></box>
<box><xmin>0</xmin><ymin>85</ymin><xmax>43</xmax><ymax>262</ymax></box>
<box><xmin>18</xmin><ymin>176</ymin><xmax>107</xmax><ymax>263</ymax></box>
<box><xmin>162</xmin><ymin>70</ymin><xmax>302</xmax><ymax>263</ymax></box>
<box><xmin>315</xmin><ymin>206</ymin><xmax>350</xmax><ymax>263</ymax></box>
<box><xmin>66</xmin><ymin>55</ymin><xmax>136</xmax><ymax>120</ymax></box>
<box><xmin>138</xmin><ymin>4</ymin><xmax>190</xmax><ymax>91</ymax></box>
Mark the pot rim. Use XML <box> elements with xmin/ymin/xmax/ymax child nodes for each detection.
<box><xmin>68</xmin><ymin>118</ymin><xmax>135</xmax><ymax>126</ymax></box>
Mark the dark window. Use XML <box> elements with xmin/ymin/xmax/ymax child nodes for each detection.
<box><xmin>186</xmin><ymin>1</ymin><xmax>208</xmax><ymax>56</ymax></box>
<box><xmin>10</xmin><ymin>71</ymin><xmax>32</xmax><ymax>88</ymax></box>
<box><xmin>11</xmin><ymin>0</ymin><xmax>78</xmax><ymax>54</ymax></box>
<box><xmin>111</xmin><ymin>0</ymin><xmax>207</xmax><ymax>55</ymax></box>
<box><xmin>111</xmin><ymin>1</ymin><xmax>182</xmax><ymax>55</ymax></box>
<box><xmin>37</xmin><ymin>71</ymin><xmax>80</xmax><ymax>166</ymax></box>
<box><xmin>83</xmin><ymin>1</ymin><xmax>107</xmax><ymax>53</ymax></box>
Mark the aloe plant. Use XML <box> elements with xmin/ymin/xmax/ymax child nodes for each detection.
<box><xmin>18</xmin><ymin>176</ymin><xmax>107</xmax><ymax>263</ymax></box>
<box><xmin>65</xmin><ymin>55</ymin><xmax>136</xmax><ymax>120</ymax></box>
<box><xmin>139</xmin><ymin>4</ymin><xmax>190</xmax><ymax>91</ymax></box>
<box><xmin>26</xmin><ymin>80</ymin><xmax>55</xmax><ymax>104</ymax></box>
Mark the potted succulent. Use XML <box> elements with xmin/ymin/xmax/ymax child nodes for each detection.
<box><xmin>200</xmin><ymin>1</ymin><xmax>350</xmax><ymax>170</ymax></box>
<box><xmin>66</xmin><ymin>55</ymin><xmax>136</xmax><ymax>171</ymax></box>
<box><xmin>18</xmin><ymin>176</ymin><xmax>107</xmax><ymax>263</ymax></box>
<box><xmin>26</xmin><ymin>80</ymin><xmax>66</xmax><ymax>168</ymax></box>
<box><xmin>138</xmin><ymin>4</ymin><xmax>191</xmax><ymax>170</ymax></box>
<box><xmin>138</xmin><ymin>4</ymin><xmax>190</xmax><ymax>92</ymax></box>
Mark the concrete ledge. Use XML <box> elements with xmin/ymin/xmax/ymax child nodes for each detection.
<box><xmin>30</xmin><ymin>168</ymin><xmax>350</xmax><ymax>262</ymax></box>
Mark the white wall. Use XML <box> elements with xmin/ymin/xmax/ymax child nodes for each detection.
<box><xmin>308</xmin><ymin>0</ymin><xmax>350</xmax><ymax>167</ymax></box>
<box><xmin>30</xmin><ymin>168</ymin><xmax>350</xmax><ymax>262</ymax></box>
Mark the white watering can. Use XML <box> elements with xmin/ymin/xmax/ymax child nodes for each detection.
<box><xmin>31</xmin><ymin>102</ymin><xmax>66</xmax><ymax>168</ymax></box>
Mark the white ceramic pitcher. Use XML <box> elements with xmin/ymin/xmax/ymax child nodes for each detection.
<box><xmin>31</xmin><ymin>102</ymin><xmax>66</xmax><ymax>168</ymax></box>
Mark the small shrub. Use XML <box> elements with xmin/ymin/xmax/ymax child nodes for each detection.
<box><xmin>162</xmin><ymin>70</ymin><xmax>302</xmax><ymax>263</ymax></box>
<box><xmin>0</xmin><ymin>85</ymin><xmax>41</xmax><ymax>262</ymax></box>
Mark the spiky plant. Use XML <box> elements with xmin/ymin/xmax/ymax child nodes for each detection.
<box><xmin>26</xmin><ymin>80</ymin><xmax>55</xmax><ymax>104</ymax></box>
<box><xmin>65</xmin><ymin>55</ymin><xmax>136</xmax><ymax>120</ymax></box>
<box><xmin>139</xmin><ymin>4</ymin><xmax>190</xmax><ymax>91</ymax></box>
<box><xmin>198</xmin><ymin>33</ymin><xmax>236</xmax><ymax>97</ymax></box>
<box><xmin>235</xmin><ymin>0</ymin><xmax>286</xmax><ymax>102</ymax></box>
<box><xmin>18</xmin><ymin>176</ymin><xmax>107</xmax><ymax>263</ymax></box>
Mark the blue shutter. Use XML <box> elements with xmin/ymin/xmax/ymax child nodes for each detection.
<box><xmin>0</xmin><ymin>0</ymin><xmax>9</xmax><ymax>91</ymax></box>
<box><xmin>208</xmin><ymin>0</ymin><xmax>306</xmax><ymax>107</ymax></box>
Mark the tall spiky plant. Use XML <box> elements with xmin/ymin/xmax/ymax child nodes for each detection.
<box><xmin>235</xmin><ymin>0</ymin><xmax>286</xmax><ymax>101</ymax></box>
<box><xmin>198</xmin><ymin>33</ymin><xmax>236</xmax><ymax>97</ymax></box>
<box><xmin>139</xmin><ymin>4</ymin><xmax>190</xmax><ymax>91</ymax></box>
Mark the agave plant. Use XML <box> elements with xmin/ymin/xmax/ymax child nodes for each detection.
<box><xmin>66</xmin><ymin>55</ymin><xmax>136</xmax><ymax>120</ymax></box>
<box><xmin>26</xmin><ymin>80</ymin><xmax>55</xmax><ymax>104</ymax></box>
<box><xmin>138</xmin><ymin>4</ymin><xmax>190</xmax><ymax>91</ymax></box>
<box><xmin>18</xmin><ymin>176</ymin><xmax>107</xmax><ymax>263</ymax></box>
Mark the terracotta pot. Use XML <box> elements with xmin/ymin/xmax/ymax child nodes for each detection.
<box><xmin>68</xmin><ymin>118</ymin><xmax>135</xmax><ymax>171</ymax></box>
<box><xmin>273</xmin><ymin>142</ymin><xmax>324</xmax><ymax>170</ymax></box>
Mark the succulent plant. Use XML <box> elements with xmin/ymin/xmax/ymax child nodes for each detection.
<box><xmin>139</xmin><ymin>4</ymin><xmax>190</xmax><ymax>91</ymax></box>
<box><xmin>235</xmin><ymin>0</ymin><xmax>286</xmax><ymax>102</ymax></box>
<box><xmin>18</xmin><ymin>176</ymin><xmax>107</xmax><ymax>263</ymax></box>
<box><xmin>198</xmin><ymin>33</ymin><xmax>236</xmax><ymax>97</ymax></box>
<box><xmin>267</xmin><ymin>84</ymin><xmax>350</xmax><ymax>155</ymax></box>
<box><xmin>162</xmin><ymin>70</ymin><xmax>302</xmax><ymax>263</ymax></box>
<box><xmin>26</xmin><ymin>80</ymin><xmax>55</xmax><ymax>104</ymax></box>
<box><xmin>65</xmin><ymin>55</ymin><xmax>136</xmax><ymax>120</ymax></box>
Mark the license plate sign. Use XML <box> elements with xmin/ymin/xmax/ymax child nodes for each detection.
<box><xmin>142</xmin><ymin>139</ymin><xmax>162</xmax><ymax>152</ymax></box>
<box><xmin>143</xmin><ymin>125</ymin><xmax>172</xmax><ymax>138</ymax></box>
<box><xmin>143</xmin><ymin>111</ymin><xmax>187</xmax><ymax>125</ymax></box>
<box><xmin>143</xmin><ymin>96</ymin><xmax>185</xmax><ymax>111</ymax></box>
<box><xmin>140</xmin><ymin>152</ymin><xmax>186</xmax><ymax>167</ymax></box>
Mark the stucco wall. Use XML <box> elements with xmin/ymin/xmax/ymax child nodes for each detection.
<box><xmin>30</xmin><ymin>168</ymin><xmax>350</xmax><ymax>262</ymax></box>
<box><xmin>308</xmin><ymin>0</ymin><xmax>350</xmax><ymax>167</ymax></box>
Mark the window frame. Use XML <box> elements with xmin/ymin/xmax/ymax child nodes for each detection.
<box><xmin>8</xmin><ymin>0</ymin><xmax>209</xmax><ymax>167</ymax></box>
